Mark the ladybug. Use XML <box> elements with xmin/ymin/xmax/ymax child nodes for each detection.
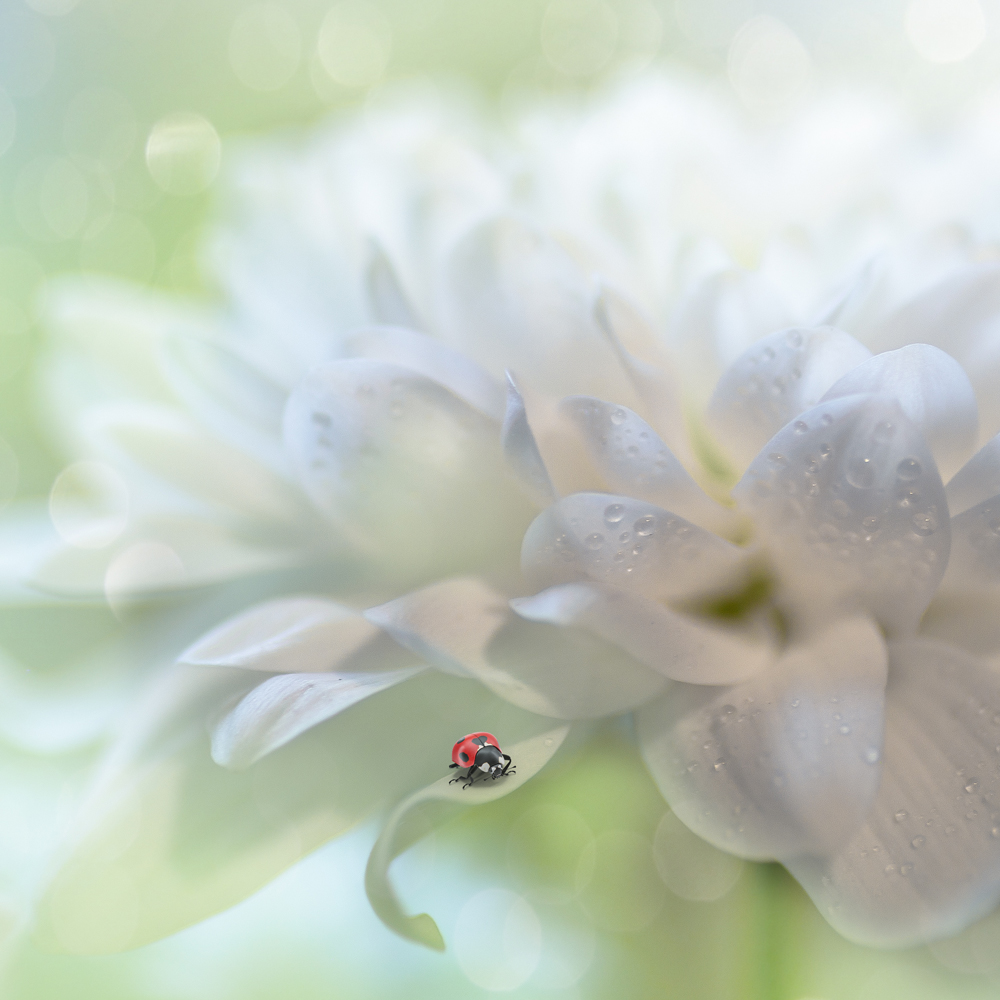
<box><xmin>448</xmin><ymin>732</ymin><xmax>515</xmax><ymax>788</ymax></box>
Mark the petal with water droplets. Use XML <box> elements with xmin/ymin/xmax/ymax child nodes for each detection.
<box><xmin>733</xmin><ymin>395</ymin><xmax>950</xmax><ymax>637</ymax></box>
<box><xmin>521</xmin><ymin>493</ymin><xmax>749</xmax><ymax>604</ymax></box>
<box><xmin>559</xmin><ymin>396</ymin><xmax>737</xmax><ymax>535</ymax></box>
<box><xmin>637</xmin><ymin>616</ymin><xmax>887</xmax><ymax>860</ymax></box>
<box><xmin>706</xmin><ymin>326</ymin><xmax>872</xmax><ymax>475</ymax></box>
<box><xmin>821</xmin><ymin>344</ymin><xmax>978</xmax><ymax>482</ymax></box>
<box><xmin>788</xmin><ymin>638</ymin><xmax>1000</xmax><ymax>947</ymax></box>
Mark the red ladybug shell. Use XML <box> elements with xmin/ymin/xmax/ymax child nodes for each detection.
<box><xmin>452</xmin><ymin>732</ymin><xmax>501</xmax><ymax>768</ymax></box>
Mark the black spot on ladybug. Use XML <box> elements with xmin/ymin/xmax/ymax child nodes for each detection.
<box><xmin>459</xmin><ymin>751</ymin><xmax>469</xmax><ymax>763</ymax></box>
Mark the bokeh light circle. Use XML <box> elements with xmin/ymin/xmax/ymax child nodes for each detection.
<box><xmin>652</xmin><ymin>811</ymin><xmax>745</xmax><ymax>902</ymax></box>
<box><xmin>905</xmin><ymin>0</ymin><xmax>986</xmax><ymax>63</ymax></box>
<box><xmin>728</xmin><ymin>15</ymin><xmax>812</xmax><ymax>116</ymax></box>
<box><xmin>229</xmin><ymin>4</ymin><xmax>302</xmax><ymax>92</ymax></box>
<box><xmin>316</xmin><ymin>2</ymin><xmax>392</xmax><ymax>89</ymax></box>
<box><xmin>575</xmin><ymin>829</ymin><xmax>665</xmax><ymax>933</ymax></box>
<box><xmin>145</xmin><ymin>113</ymin><xmax>221</xmax><ymax>196</ymax></box>
<box><xmin>454</xmin><ymin>889</ymin><xmax>541</xmax><ymax>991</ymax></box>
<box><xmin>506</xmin><ymin>803</ymin><xmax>595</xmax><ymax>904</ymax></box>
<box><xmin>541</xmin><ymin>0</ymin><xmax>618</xmax><ymax>78</ymax></box>
<box><xmin>49</xmin><ymin>461</ymin><xmax>129</xmax><ymax>549</ymax></box>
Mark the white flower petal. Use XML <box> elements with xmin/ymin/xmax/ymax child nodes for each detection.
<box><xmin>821</xmin><ymin>344</ymin><xmax>979</xmax><ymax>482</ymax></box>
<box><xmin>212</xmin><ymin>668</ymin><xmax>424</xmax><ymax>769</ymax></box>
<box><xmin>706</xmin><ymin>326</ymin><xmax>872</xmax><ymax>474</ymax></box>
<box><xmin>938</xmin><ymin>495</ymin><xmax>1000</xmax><ymax>599</ymax></box>
<box><xmin>345</xmin><ymin>325</ymin><xmax>506</xmax><ymax>421</ymax></box>
<box><xmin>559</xmin><ymin>397</ymin><xmax>738</xmax><ymax>535</ymax></box>
<box><xmin>158</xmin><ymin>331</ymin><xmax>290</xmax><ymax>474</ymax></box>
<box><xmin>364</xmin><ymin>242</ymin><xmax>421</xmax><ymax>329</ymax></box>
<box><xmin>787</xmin><ymin>638</ymin><xmax>1000</xmax><ymax>947</ymax></box>
<box><xmin>365</xmin><ymin>724</ymin><xmax>570</xmax><ymax>949</ymax></box>
<box><xmin>179</xmin><ymin>597</ymin><xmax>416</xmax><ymax>674</ymax></box>
<box><xmin>945</xmin><ymin>431</ymin><xmax>1000</xmax><ymax>517</ymax></box>
<box><xmin>35</xmin><ymin>667</ymin><xmax>537</xmax><ymax>953</ymax></box>
<box><xmin>637</xmin><ymin>616</ymin><xmax>888</xmax><ymax>860</ymax></box>
<box><xmin>593</xmin><ymin>286</ymin><xmax>693</xmax><ymax>466</ymax></box>
<box><xmin>863</xmin><ymin>262</ymin><xmax>1000</xmax><ymax>443</ymax></box>
<box><xmin>441</xmin><ymin>216</ymin><xmax>635</xmax><ymax>402</ymax></box>
<box><xmin>521</xmin><ymin>493</ymin><xmax>750</xmax><ymax>604</ymax></box>
<box><xmin>733</xmin><ymin>395</ymin><xmax>950</xmax><ymax>636</ymax></box>
<box><xmin>283</xmin><ymin>359</ymin><xmax>533</xmax><ymax>573</ymax></box>
<box><xmin>511</xmin><ymin>583</ymin><xmax>773</xmax><ymax>685</ymax></box>
<box><xmin>670</xmin><ymin>269</ymin><xmax>793</xmax><ymax>407</ymax></box>
<box><xmin>83</xmin><ymin>402</ymin><xmax>307</xmax><ymax>525</ymax></box>
<box><xmin>501</xmin><ymin>373</ymin><xmax>557</xmax><ymax>508</ymax></box>
<box><xmin>366</xmin><ymin>578</ymin><xmax>667</xmax><ymax>718</ymax></box>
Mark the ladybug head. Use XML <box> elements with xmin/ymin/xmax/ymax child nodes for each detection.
<box><xmin>474</xmin><ymin>743</ymin><xmax>509</xmax><ymax>778</ymax></box>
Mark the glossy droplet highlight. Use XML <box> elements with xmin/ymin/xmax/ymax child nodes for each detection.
<box><xmin>610</xmin><ymin>408</ymin><xmax>626</xmax><ymax>426</ymax></box>
<box><xmin>911</xmin><ymin>511</ymin><xmax>938</xmax><ymax>536</ymax></box>
<box><xmin>894</xmin><ymin>810</ymin><xmax>908</xmax><ymax>823</ymax></box>
<box><xmin>910</xmin><ymin>836</ymin><xmax>925</xmax><ymax>849</ymax></box>
<box><xmin>585</xmin><ymin>533</ymin><xmax>604</xmax><ymax>550</ymax></box>
<box><xmin>634</xmin><ymin>516</ymin><xmax>656</xmax><ymax>537</ymax></box>
<box><xmin>896</xmin><ymin>457</ymin><xmax>922</xmax><ymax>481</ymax></box>
<box><xmin>793</xmin><ymin>420</ymin><xmax>808</xmax><ymax>434</ymax></box>
<box><xmin>846</xmin><ymin>457</ymin><xmax>876</xmax><ymax>489</ymax></box>
<box><xmin>603</xmin><ymin>503</ymin><xmax>625</xmax><ymax>524</ymax></box>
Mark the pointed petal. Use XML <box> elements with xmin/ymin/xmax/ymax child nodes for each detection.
<box><xmin>733</xmin><ymin>395</ymin><xmax>950</xmax><ymax>636</ymax></box>
<box><xmin>559</xmin><ymin>397</ymin><xmax>737</xmax><ymax>535</ymax></box>
<box><xmin>441</xmin><ymin>216</ymin><xmax>635</xmax><ymax>403</ymax></box>
<box><xmin>34</xmin><ymin>667</ymin><xmax>535</xmax><ymax>953</ymax></box>
<box><xmin>212</xmin><ymin>668</ymin><xmax>424</xmax><ymax>769</ymax></box>
<box><xmin>862</xmin><ymin>262</ymin><xmax>1000</xmax><ymax>443</ymax></box>
<box><xmin>788</xmin><ymin>638</ymin><xmax>1000</xmax><ymax>947</ymax></box>
<box><xmin>511</xmin><ymin>583</ymin><xmax>773</xmax><ymax>685</ymax></box>
<box><xmin>365</xmin><ymin>724</ymin><xmax>570</xmax><ymax>949</ymax></box>
<box><xmin>345</xmin><ymin>325</ymin><xmax>506</xmax><ymax>421</ymax></box>
<box><xmin>179</xmin><ymin>597</ymin><xmax>416</xmax><ymax>674</ymax></box>
<box><xmin>366</xmin><ymin>578</ymin><xmax>667</xmax><ymax>718</ymax></box>
<box><xmin>592</xmin><ymin>285</ymin><xmax>693</xmax><ymax>466</ymax></box>
<box><xmin>945</xmin><ymin>430</ymin><xmax>1000</xmax><ymax>517</ymax></box>
<box><xmin>501</xmin><ymin>373</ymin><xmax>557</xmax><ymax>508</ymax></box>
<box><xmin>637</xmin><ymin>616</ymin><xmax>888</xmax><ymax>860</ymax></box>
<box><xmin>365</xmin><ymin>242</ymin><xmax>420</xmax><ymax>329</ymax></box>
<box><xmin>83</xmin><ymin>402</ymin><xmax>306</xmax><ymax>525</ymax></box>
<box><xmin>283</xmin><ymin>359</ymin><xmax>533</xmax><ymax>573</ymax></box>
<box><xmin>158</xmin><ymin>331</ymin><xmax>290</xmax><ymax>474</ymax></box>
<box><xmin>521</xmin><ymin>493</ymin><xmax>749</xmax><ymax>604</ymax></box>
<box><xmin>706</xmin><ymin>326</ymin><xmax>872</xmax><ymax>474</ymax></box>
<box><xmin>821</xmin><ymin>344</ymin><xmax>979</xmax><ymax>482</ymax></box>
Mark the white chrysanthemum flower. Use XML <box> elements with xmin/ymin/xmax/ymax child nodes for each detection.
<box><xmin>21</xmin><ymin>77</ymin><xmax>1000</xmax><ymax>954</ymax></box>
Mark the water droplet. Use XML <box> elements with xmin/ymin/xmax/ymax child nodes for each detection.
<box><xmin>786</xmin><ymin>330</ymin><xmax>804</xmax><ymax>348</ymax></box>
<box><xmin>966</xmin><ymin>779</ymin><xmax>980</xmax><ymax>794</ymax></box>
<box><xmin>586</xmin><ymin>533</ymin><xmax>604</xmax><ymax>550</ymax></box>
<box><xmin>864</xmin><ymin>747</ymin><xmax>880</xmax><ymax>764</ymax></box>
<box><xmin>626</xmin><ymin>445</ymin><xmax>639</xmax><ymax>458</ymax></box>
<box><xmin>791</xmin><ymin>698</ymin><xmax>801</xmax><ymax>708</ymax></box>
<box><xmin>720</xmin><ymin>704</ymin><xmax>737</xmax><ymax>719</ymax></box>
<box><xmin>819</xmin><ymin>443</ymin><xmax>833</xmax><ymax>458</ymax></box>
<box><xmin>862</xmin><ymin>515</ymin><xmax>879</xmax><ymax>530</ymax></box>
<box><xmin>847</xmin><ymin>457</ymin><xmax>876</xmax><ymax>489</ymax></box>
<box><xmin>894</xmin><ymin>810</ymin><xmax>908</xmax><ymax>823</ymax></box>
<box><xmin>912</xmin><ymin>511</ymin><xmax>938</xmax><ymax>536</ymax></box>
<box><xmin>612</xmin><ymin>550</ymin><xmax>625</xmax><ymax>562</ymax></box>
<box><xmin>838</xmin><ymin>724</ymin><xmax>851</xmax><ymax>735</ymax></box>
<box><xmin>821</xmin><ymin>413</ymin><xmax>834</xmax><ymax>426</ymax></box>
<box><xmin>713</xmin><ymin>759</ymin><xmax>725</xmax><ymax>771</ymax></box>
<box><xmin>768</xmin><ymin>453</ymin><xmax>789</xmax><ymax>468</ymax></box>
<box><xmin>793</xmin><ymin>420</ymin><xmax>808</xmax><ymax>434</ymax></box>
<box><xmin>632</xmin><ymin>545</ymin><xmax>643</xmax><ymax>556</ymax></box>
<box><xmin>804</xmin><ymin>457</ymin><xmax>820</xmax><ymax>473</ymax></box>
<box><xmin>896</xmin><ymin>457</ymin><xmax>922</xmax><ymax>481</ymax></box>
<box><xmin>900</xmin><ymin>864</ymin><xmax>914</xmax><ymax>876</ymax></box>
<box><xmin>872</xmin><ymin>421</ymin><xmax>896</xmax><ymax>442</ymax></box>
<box><xmin>910</xmin><ymin>836</ymin><xmax>925</xmax><ymax>849</ymax></box>
<box><xmin>634</xmin><ymin>515</ymin><xmax>656</xmax><ymax>537</ymax></box>
<box><xmin>884</xmin><ymin>864</ymin><xmax>896</xmax><ymax>876</ymax></box>
<box><xmin>763</xmin><ymin>346</ymin><xmax>776</xmax><ymax>360</ymax></box>
<box><xmin>604</xmin><ymin>503</ymin><xmax>625</xmax><ymax>524</ymax></box>
<box><xmin>619</xmin><ymin>531</ymin><xmax>630</xmax><ymax>542</ymax></box>
<box><xmin>610</xmin><ymin>408</ymin><xmax>626</xmax><ymax>425</ymax></box>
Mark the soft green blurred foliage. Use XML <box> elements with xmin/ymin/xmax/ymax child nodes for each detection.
<box><xmin>6</xmin><ymin>1</ymin><xmax>1000</xmax><ymax>998</ymax></box>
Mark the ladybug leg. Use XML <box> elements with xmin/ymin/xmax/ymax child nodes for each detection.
<box><xmin>449</xmin><ymin>762</ymin><xmax>459</xmax><ymax>768</ymax></box>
